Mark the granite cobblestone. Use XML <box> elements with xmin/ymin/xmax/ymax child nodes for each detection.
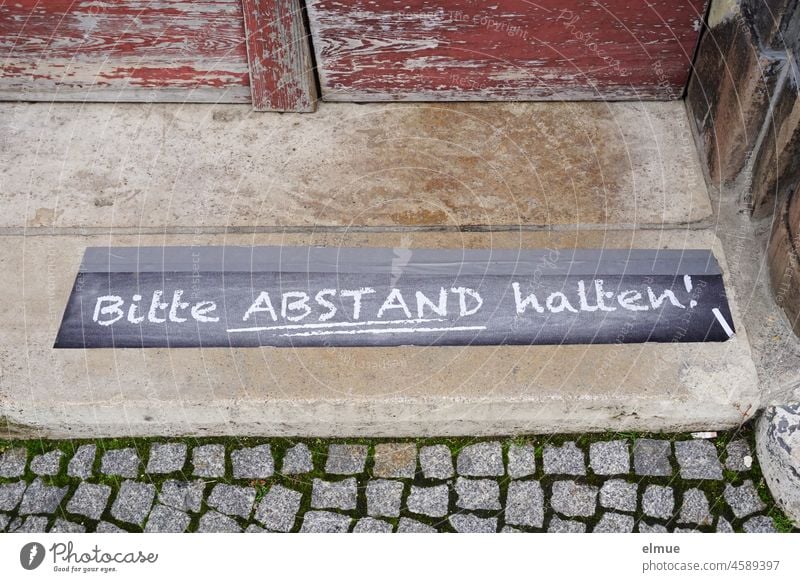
<box><xmin>0</xmin><ymin>432</ymin><xmax>792</xmax><ymax>533</ymax></box>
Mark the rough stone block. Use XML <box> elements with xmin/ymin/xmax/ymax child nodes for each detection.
<box><xmin>419</xmin><ymin>445</ymin><xmax>454</xmax><ymax>479</ymax></box>
<box><xmin>325</xmin><ymin>444</ymin><xmax>367</xmax><ymax>475</ymax></box>
<box><xmin>254</xmin><ymin>484</ymin><xmax>302</xmax><ymax>532</ymax></box>
<box><xmin>373</xmin><ymin>443</ymin><xmax>417</xmax><ymax>478</ymax></box>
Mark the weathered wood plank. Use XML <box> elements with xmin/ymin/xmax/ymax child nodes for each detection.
<box><xmin>0</xmin><ymin>0</ymin><xmax>250</xmax><ymax>102</ymax></box>
<box><xmin>306</xmin><ymin>0</ymin><xmax>707</xmax><ymax>101</ymax></box>
<box><xmin>241</xmin><ymin>0</ymin><xmax>317</xmax><ymax>111</ymax></box>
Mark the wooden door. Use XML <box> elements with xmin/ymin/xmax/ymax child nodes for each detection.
<box><xmin>306</xmin><ymin>0</ymin><xmax>708</xmax><ymax>101</ymax></box>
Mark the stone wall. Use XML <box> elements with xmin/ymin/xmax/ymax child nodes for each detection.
<box><xmin>687</xmin><ymin>0</ymin><xmax>799</xmax><ymax>214</ymax></box>
<box><xmin>687</xmin><ymin>0</ymin><xmax>800</xmax><ymax>335</ymax></box>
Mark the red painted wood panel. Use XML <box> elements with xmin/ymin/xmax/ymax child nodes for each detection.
<box><xmin>306</xmin><ymin>0</ymin><xmax>708</xmax><ymax>101</ymax></box>
<box><xmin>0</xmin><ymin>0</ymin><xmax>251</xmax><ymax>102</ymax></box>
<box><xmin>241</xmin><ymin>0</ymin><xmax>317</xmax><ymax>111</ymax></box>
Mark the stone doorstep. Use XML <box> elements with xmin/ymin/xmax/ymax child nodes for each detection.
<box><xmin>1</xmin><ymin>101</ymin><xmax>711</xmax><ymax>232</ymax></box>
<box><xmin>0</xmin><ymin>229</ymin><xmax>758</xmax><ymax>438</ymax></box>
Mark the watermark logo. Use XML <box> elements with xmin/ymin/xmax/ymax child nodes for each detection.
<box><xmin>20</xmin><ymin>542</ymin><xmax>46</xmax><ymax>570</ymax></box>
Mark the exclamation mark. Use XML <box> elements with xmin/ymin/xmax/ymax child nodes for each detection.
<box><xmin>684</xmin><ymin>275</ymin><xmax>697</xmax><ymax>308</ymax></box>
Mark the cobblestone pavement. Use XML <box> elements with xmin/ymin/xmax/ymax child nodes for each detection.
<box><xmin>0</xmin><ymin>429</ymin><xmax>796</xmax><ymax>533</ymax></box>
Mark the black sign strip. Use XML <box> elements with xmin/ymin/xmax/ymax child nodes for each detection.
<box><xmin>55</xmin><ymin>246</ymin><xmax>735</xmax><ymax>349</ymax></box>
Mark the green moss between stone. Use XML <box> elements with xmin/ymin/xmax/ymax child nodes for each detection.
<box><xmin>1</xmin><ymin>422</ymin><xmax>798</xmax><ymax>533</ymax></box>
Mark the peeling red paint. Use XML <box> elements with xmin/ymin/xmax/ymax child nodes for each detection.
<box><xmin>1</xmin><ymin>0</ymin><xmax>251</xmax><ymax>101</ymax></box>
<box><xmin>306</xmin><ymin>0</ymin><xmax>708</xmax><ymax>101</ymax></box>
<box><xmin>241</xmin><ymin>0</ymin><xmax>317</xmax><ymax>111</ymax></box>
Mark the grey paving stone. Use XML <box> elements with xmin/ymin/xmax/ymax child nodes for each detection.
<box><xmin>19</xmin><ymin>478</ymin><xmax>68</xmax><ymax>515</ymax></box>
<box><xmin>593</xmin><ymin>512</ymin><xmax>634</xmax><ymax>533</ymax></box>
<box><xmin>31</xmin><ymin>450</ymin><xmax>64</xmax><ymax>476</ymax></box>
<box><xmin>96</xmin><ymin>521</ymin><xmax>126</xmax><ymax>533</ymax></box>
<box><xmin>674</xmin><ymin>526</ymin><xmax>700</xmax><ymax>533</ymax></box>
<box><xmin>419</xmin><ymin>445</ymin><xmax>454</xmax><ymax>479</ymax></box>
<box><xmin>543</xmin><ymin>442</ymin><xmax>586</xmax><ymax>475</ymax></box>
<box><xmin>642</xmin><ymin>485</ymin><xmax>675</xmax><ymax>520</ymax></box>
<box><xmin>724</xmin><ymin>480</ymin><xmax>766</xmax><ymax>518</ymax></box>
<box><xmin>449</xmin><ymin>513</ymin><xmax>497</xmax><ymax>533</ymax></box>
<box><xmin>0</xmin><ymin>481</ymin><xmax>26</xmax><ymax>512</ymax></box>
<box><xmin>197</xmin><ymin>511</ymin><xmax>242</xmax><ymax>533</ymax></box>
<box><xmin>192</xmin><ymin>444</ymin><xmax>226</xmax><ymax>478</ymax></box>
<box><xmin>281</xmin><ymin>443</ymin><xmax>314</xmax><ymax>474</ymax></box>
<box><xmin>66</xmin><ymin>482</ymin><xmax>112</xmax><ymax>520</ymax></box>
<box><xmin>325</xmin><ymin>444</ymin><xmax>368</xmax><ymax>475</ymax></box>
<box><xmin>0</xmin><ymin>447</ymin><xmax>27</xmax><ymax>478</ymax></box>
<box><xmin>50</xmin><ymin>518</ymin><xmax>86</xmax><ymax>533</ymax></box>
<box><xmin>743</xmin><ymin>516</ymin><xmax>777</xmax><ymax>533</ymax></box>
<box><xmin>725</xmin><ymin>440</ymin><xmax>752</xmax><ymax>471</ymax></box>
<box><xmin>254</xmin><ymin>484</ymin><xmax>302</xmax><ymax>532</ymax></box>
<box><xmin>144</xmin><ymin>504</ymin><xmax>191</xmax><ymax>533</ymax></box>
<box><xmin>550</xmin><ymin>481</ymin><xmax>598</xmax><ymax>518</ymax></box>
<box><xmin>548</xmin><ymin>516</ymin><xmax>587</xmax><ymax>533</ymax></box>
<box><xmin>207</xmin><ymin>483</ymin><xmax>256</xmax><ymax>519</ymax></box>
<box><xmin>300</xmin><ymin>511</ymin><xmax>352</xmax><ymax>533</ymax></box>
<box><xmin>456</xmin><ymin>442</ymin><xmax>504</xmax><ymax>477</ymax></box>
<box><xmin>67</xmin><ymin>445</ymin><xmax>96</xmax><ymax>479</ymax></box>
<box><xmin>633</xmin><ymin>439</ymin><xmax>672</xmax><ymax>476</ymax></box>
<box><xmin>373</xmin><ymin>443</ymin><xmax>417</xmax><ymax>478</ymax></box>
<box><xmin>678</xmin><ymin>488</ymin><xmax>712</xmax><ymax>526</ymax></box>
<box><xmin>507</xmin><ymin>444</ymin><xmax>536</xmax><ymax>478</ymax></box>
<box><xmin>0</xmin><ymin>513</ymin><xmax>9</xmax><ymax>532</ymax></box>
<box><xmin>159</xmin><ymin>479</ymin><xmax>205</xmax><ymax>513</ymax></box>
<box><xmin>232</xmin><ymin>445</ymin><xmax>274</xmax><ymax>479</ymax></box>
<box><xmin>638</xmin><ymin>522</ymin><xmax>669</xmax><ymax>533</ymax></box>
<box><xmin>311</xmin><ymin>478</ymin><xmax>357</xmax><ymax>511</ymax></box>
<box><xmin>407</xmin><ymin>484</ymin><xmax>449</xmax><ymax>517</ymax></box>
<box><xmin>366</xmin><ymin>479</ymin><xmax>404</xmax><ymax>518</ymax></box>
<box><xmin>505</xmin><ymin>480</ymin><xmax>544</xmax><ymax>528</ymax></box>
<box><xmin>353</xmin><ymin>517</ymin><xmax>393</xmax><ymax>533</ymax></box>
<box><xmin>455</xmin><ymin>477</ymin><xmax>501</xmax><ymax>511</ymax></box>
<box><xmin>501</xmin><ymin>526</ymin><xmax>522</xmax><ymax>533</ymax></box>
<box><xmin>716</xmin><ymin>516</ymin><xmax>734</xmax><ymax>533</ymax></box>
<box><xmin>10</xmin><ymin>516</ymin><xmax>49</xmax><ymax>533</ymax></box>
<box><xmin>146</xmin><ymin>443</ymin><xmax>187</xmax><ymax>474</ymax></box>
<box><xmin>110</xmin><ymin>481</ymin><xmax>156</xmax><ymax>526</ymax></box>
<box><xmin>245</xmin><ymin>524</ymin><xmax>268</xmax><ymax>533</ymax></box>
<box><xmin>101</xmin><ymin>448</ymin><xmax>141</xmax><ymax>478</ymax></box>
<box><xmin>397</xmin><ymin>517</ymin><xmax>437</xmax><ymax>533</ymax></box>
<box><xmin>599</xmin><ymin>479</ymin><xmax>637</xmax><ymax>513</ymax></box>
<box><xmin>674</xmin><ymin>440</ymin><xmax>723</xmax><ymax>480</ymax></box>
<box><xmin>589</xmin><ymin>440</ymin><xmax>630</xmax><ymax>475</ymax></box>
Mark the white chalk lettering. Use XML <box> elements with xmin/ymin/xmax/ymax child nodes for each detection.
<box><xmin>243</xmin><ymin>291</ymin><xmax>278</xmax><ymax>322</ymax></box>
<box><xmin>512</xmin><ymin>282</ymin><xmax>544</xmax><ymax>314</ymax></box>
<box><xmin>618</xmin><ymin>290</ymin><xmax>649</xmax><ymax>311</ymax></box>
<box><xmin>415</xmin><ymin>288</ymin><xmax>447</xmax><ymax>318</ymax></box>
<box><xmin>281</xmin><ymin>292</ymin><xmax>312</xmax><ymax>322</ymax></box>
<box><xmin>545</xmin><ymin>291</ymin><xmax>578</xmax><ymax>313</ymax></box>
<box><xmin>378</xmin><ymin>289</ymin><xmax>412</xmax><ymax>319</ymax></box>
<box><xmin>450</xmin><ymin>287</ymin><xmax>483</xmax><ymax>316</ymax></box>
<box><xmin>647</xmin><ymin>287</ymin><xmax>686</xmax><ymax>309</ymax></box>
<box><xmin>594</xmin><ymin>280</ymin><xmax>616</xmax><ymax>312</ymax></box>
<box><xmin>341</xmin><ymin>287</ymin><xmax>375</xmax><ymax>320</ymax></box>
<box><xmin>315</xmin><ymin>289</ymin><xmax>337</xmax><ymax>322</ymax></box>
<box><xmin>93</xmin><ymin>295</ymin><xmax>124</xmax><ymax>326</ymax></box>
<box><xmin>191</xmin><ymin>301</ymin><xmax>219</xmax><ymax>323</ymax></box>
<box><xmin>577</xmin><ymin>280</ymin><xmax>598</xmax><ymax>312</ymax></box>
<box><xmin>168</xmin><ymin>290</ymin><xmax>189</xmax><ymax>323</ymax></box>
<box><xmin>147</xmin><ymin>290</ymin><xmax>169</xmax><ymax>323</ymax></box>
<box><xmin>127</xmin><ymin>294</ymin><xmax>145</xmax><ymax>324</ymax></box>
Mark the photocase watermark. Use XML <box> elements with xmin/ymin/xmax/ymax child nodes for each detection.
<box><xmin>20</xmin><ymin>542</ymin><xmax>46</xmax><ymax>571</ymax></box>
<box><xmin>18</xmin><ymin>541</ymin><xmax>159</xmax><ymax>575</ymax></box>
